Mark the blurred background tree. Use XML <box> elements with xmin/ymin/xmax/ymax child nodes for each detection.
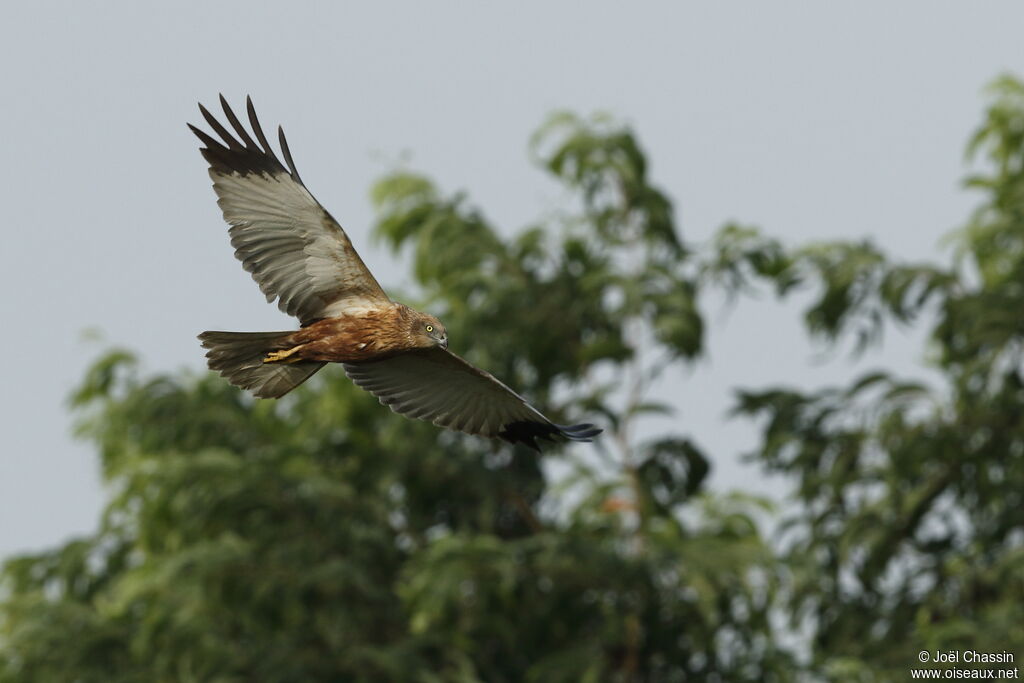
<box><xmin>727</xmin><ymin>75</ymin><xmax>1024</xmax><ymax>680</ymax></box>
<box><xmin>1</xmin><ymin>76</ymin><xmax>1022</xmax><ymax>682</ymax></box>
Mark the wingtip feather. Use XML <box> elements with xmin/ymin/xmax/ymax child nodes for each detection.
<box><xmin>499</xmin><ymin>419</ymin><xmax>602</xmax><ymax>449</ymax></box>
<box><xmin>278</xmin><ymin>124</ymin><xmax>303</xmax><ymax>183</ymax></box>
<box><xmin>557</xmin><ymin>423</ymin><xmax>603</xmax><ymax>441</ymax></box>
<box><xmin>191</xmin><ymin>95</ymin><xmax>297</xmax><ymax>180</ymax></box>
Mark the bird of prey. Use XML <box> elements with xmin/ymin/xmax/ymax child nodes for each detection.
<box><xmin>191</xmin><ymin>96</ymin><xmax>601</xmax><ymax>449</ymax></box>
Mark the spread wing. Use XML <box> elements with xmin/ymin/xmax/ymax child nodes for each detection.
<box><xmin>343</xmin><ymin>348</ymin><xmax>601</xmax><ymax>450</ymax></box>
<box><xmin>190</xmin><ymin>95</ymin><xmax>390</xmax><ymax>325</ymax></box>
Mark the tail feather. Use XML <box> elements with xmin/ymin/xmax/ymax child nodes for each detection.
<box><xmin>198</xmin><ymin>330</ymin><xmax>324</xmax><ymax>398</ymax></box>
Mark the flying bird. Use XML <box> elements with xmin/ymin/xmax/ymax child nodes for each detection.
<box><xmin>191</xmin><ymin>96</ymin><xmax>601</xmax><ymax>449</ymax></box>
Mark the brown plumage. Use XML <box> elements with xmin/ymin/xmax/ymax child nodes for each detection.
<box><xmin>192</xmin><ymin>95</ymin><xmax>601</xmax><ymax>449</ymax></box>
<box><xmin>263</xmin><ymin>305</ymin><xmax>443</xmax><ymax>363</ymax></box>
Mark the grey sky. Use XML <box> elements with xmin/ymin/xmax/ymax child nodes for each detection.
<box><xmin>2</xmin><ymin>2</ymin><xmax>1022</xmax><ymax>561</ymax></box>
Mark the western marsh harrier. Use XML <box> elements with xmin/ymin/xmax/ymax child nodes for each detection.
<box><xmin>191</xmin><ymin>96</ymin><xmax>600</xmax><ymax>449</ymax></box>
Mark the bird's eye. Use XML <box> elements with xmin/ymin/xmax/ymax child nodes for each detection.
<box><xmin>426</xmin><ymin>325</ymin><xmax>434</xmax><ymax>332</ymax></box>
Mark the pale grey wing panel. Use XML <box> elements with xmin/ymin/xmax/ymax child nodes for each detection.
<box><xmin>215</xmin><ymin>172</ymin><xmax>387</xmax><ymax>319</ymax></box>
<box><xmin>343</xmin><ymin>348</ymin><xmax>602</xmax><ymax>449</ymax></box>
<box><xmin>190</xmin><ymin>96</ymin><xmax>389</xmax><ymax>324</ymax></box>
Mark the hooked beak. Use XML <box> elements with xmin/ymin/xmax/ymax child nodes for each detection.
<box><xmin>439</xmin><ymin>335</ymin><xmax>448</xmax><ymax>350</ymax></box>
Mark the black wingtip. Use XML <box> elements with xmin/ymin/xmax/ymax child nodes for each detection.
<box><xmin>499</xmin><ymin>420</ymin><xmax>602</xmax><ymax>450</ymax></box>
<box><xmin>190</xmin><ymin>95</ymin><xmax>302</xmax><ymax>182</ymax></box>
<box><xmin>278</xmin><ymin>124</ymin><xmax>302</xmax><ymax>183</ymax></box>
<box><xmin>557</xmin><ymin>423</ymin><xmax>603</xmax><ymax>441</ymax></box>
<box><xmin>245</xmin><ymin>95</ymin><xmax>283</xmax><ymax>167</ymax></box>
<box><xmin>188</xmin><ymin>122</ymin><xmax>220</xmax><ymax>150</ymax></box>
<box><xmin>198</xmin><ymin>101</ymin><xmax>242</xmax><ymax>151</ymax></box>
<box><xmin>220</xmin><ymin>95</ymin><xmax>258</xmax><ymax>150</ymax></box>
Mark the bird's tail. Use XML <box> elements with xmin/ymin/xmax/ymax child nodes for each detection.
<box><xmin>198</xmin><ymin>330</ymin><xmax>325</xmax><ymax>398</ymax></box>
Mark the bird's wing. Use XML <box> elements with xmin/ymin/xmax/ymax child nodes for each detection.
<box><xmin>343</xmin><ymin>348</ymin><xmax>601</xmax><ymax>449</ymax></box>
<box><xmin>190</xmin><ymin>95</ymin><xmax>390</xmax><ymax>325</ymax></box>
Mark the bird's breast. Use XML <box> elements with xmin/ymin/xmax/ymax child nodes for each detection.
<box><xmin>289</xmin><ymin>309</ymin><xmax>412</xmax><ymax>363</ymax></box>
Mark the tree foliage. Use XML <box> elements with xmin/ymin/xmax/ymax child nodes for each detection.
<box><xmin>730</xmin><ymin>75</ymin><xmax>1024</xmax><ymax>680</ymax></box>
<box><xmin>3</xmin><ymin>76</ymin><xmax>1024</xmax><ymax>682</ymax></box>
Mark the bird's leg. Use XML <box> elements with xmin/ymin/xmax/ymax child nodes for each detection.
<box><xmin>264</xmin><ymin>346</ymin><xmax>303</xmax><ymax>364</ymax></box>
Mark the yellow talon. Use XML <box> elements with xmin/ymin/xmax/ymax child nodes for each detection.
<box><xmin>264</xmin><ymin>347</ymin><xmax>301</xmax><ymax>364</ymax></box>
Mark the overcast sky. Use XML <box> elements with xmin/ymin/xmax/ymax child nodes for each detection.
<box><xmin>2</xmin><ymin>2</ymin><xmax>1022</xmax><ymax>562</ymax></box>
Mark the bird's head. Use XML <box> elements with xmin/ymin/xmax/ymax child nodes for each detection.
<box><xmin>412</xmin><ymin>313</ymin><xmax>448</xmax><ymax>350</ymax></box>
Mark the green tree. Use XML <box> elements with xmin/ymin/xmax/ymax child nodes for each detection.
<box><xmin>725</xmin><ymin>75</ymin><xmax>1024</xmax><ymax>680</ymax></box>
